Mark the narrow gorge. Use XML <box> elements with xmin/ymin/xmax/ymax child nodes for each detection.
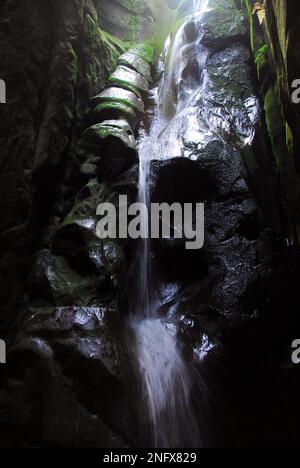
<box><xmin>1</xmin><ymin>0</ymin><xmax>300</xmax><ymax>449</ymax></box>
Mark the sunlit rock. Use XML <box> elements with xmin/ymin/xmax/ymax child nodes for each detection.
<box><xmin>202</xmin><ymin>0</ymin><xmax>247</xmax><ymax>48</ymax></box>
<box><xmin>128</xmin><ymin>44</ymin><xmax>155</xmax><ymax>65</ymax></box>
<box><xmin>118</xmin><ymin>52</ymin><xmax>153</xmax><ymax>82</ymax></box>
<box><xmin>109</xmin><ymin>65</ymin><xmax>149</xmax><ymax>95</ymax></box>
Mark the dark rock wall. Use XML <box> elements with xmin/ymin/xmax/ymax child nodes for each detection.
<box><xmin>0</xmin><ymin>0</ymin><xmax>168</xmax><ymax>332</ymax></box>
<box><xmin>243</xmin><ymin>0</ymin><xmax>300</xmax><ymax>243</ymax></box>
<box><xmin>0</xmin><ymin>0</ymin><xmax>160</xmax><ymax>449</ymax></box>
<box><xmin>0</xmin><ymin>0</ymin><xmax>117</xmax><ymax>236</ymax></box>
<box><xmin>0</xmin><ymin>0</ymin><xmax>123</xmax><ymax>447</ymax></box>
<box><xmin>0</xmin><ymin>0</ymin><xmax>300</xmax><ymax>449</ymax></box>
<box><xmin>0</xmin><ymin>0</ymin><xmax>119</xmax><ymax>333</ymax></box>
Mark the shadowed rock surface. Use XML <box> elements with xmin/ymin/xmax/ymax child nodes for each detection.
<box><xmin>0</xmin><ymin>0</ymin><xmax>300</xmax><ymax>449</ymax></box>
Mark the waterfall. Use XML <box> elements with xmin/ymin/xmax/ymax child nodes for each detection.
<box><xmin>130</xmin><ymin>0</ymin><xmax>209</xmax><ymax>448</ymax></box>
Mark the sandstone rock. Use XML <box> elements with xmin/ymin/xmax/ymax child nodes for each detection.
<box><xmin>118</xmin><ymin>52</ymin><xmax>153</xmax><ymax>81</ymax></box>
<box><xmin>93</xmin><ymin>87</ymin><xmax>145</xmax><ymax>114</ymax></box>
<box><xmin>129</xmin><ymin>44</ymin><xmax>155</xmax><ymax>65</ymax></box>
<box><xmin>202</xmin><ymin>0</ymin><xmax>247</xmax><ymax>48</ymax></box>
<box><xmin>109</xmin><ymin>65</ymin><xmax>149</xmax><ymax>95</ymax></box>
<box><xmin>76</xmin><ymin>123</ymin><xmax>138</xmax><ymax>179</ymax></box>
<box><xmin>94</xmin><ymin>101</ymin><xmax>138</xmax><ymax>128</ymax></box>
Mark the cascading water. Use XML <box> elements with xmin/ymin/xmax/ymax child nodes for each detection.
<box><xmin>130</xmin><ymin>0</ymin><xmax>209</xmax><ymax>448</ymax></box>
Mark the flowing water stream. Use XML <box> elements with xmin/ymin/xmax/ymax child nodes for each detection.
<box><xmin>130</xmin><ymin>0</ymin><xmax>209</xmax><ymax>448</ymax></box>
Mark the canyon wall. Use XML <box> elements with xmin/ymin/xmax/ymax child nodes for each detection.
<box><xmin>243</xmin><ymin>0</ymin><xmax>300</xmax><ymax>242</ymax></box>
<box><xmin>0</xmin><ymin>0</ymin><xmax>170</xmax><ymax>448</ymax></box>
<box><xmin>0</xmin><ymin>0</ymin><xmax>300</xmax><ymax>448</ymax></box>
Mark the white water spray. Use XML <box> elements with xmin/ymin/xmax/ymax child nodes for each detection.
<box><xmin>132</xmin><ymin>0</ymin><xmax>209</xmax><ymax>448</ymax></box>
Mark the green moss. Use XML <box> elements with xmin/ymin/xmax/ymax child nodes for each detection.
<box><xmin>121</xmin><ymin>0</ymin><xmax>140</xmax><ymax>10</ymax></box>
<box><xmin>265</xmin><ymin>85</ymin><xmax>300</xmax><ymax>242</ymax></box>
<box><xmin>86</xmin><ymin>14</ymin><xmax>102</xmax><ymax>41</ymax></box>
<box><xmin>101</xmin><ymin>30</ymin><xmax>127</xmax><ymax>54</ymax></box>
<box><xmin>243</xmin><ymin>0</ymin><xmax>266</xmax><ymax>57</ymax></box>
<box><xmin>96</xmin><ymin>95</ymin><xmax>142</xmax><ymax>113</ymax></box>
<box><xmin>108</xmin><ymin>76</ymin><xmax>142</xmax><ymax>96</ymax></box>
<box><xmin>94</xmin><ymin>101</ymin><xmax>136</xmax><ymax>120</ymax></box>
<box><xmin>86</xmin><ymin>12</ymin><xmax>127</xmax><ymax>59</ymax></box>
<box><xmin>286</xmin><ymin>123</ymin><xmax>294</xmax><ymax>154</ymax></box>
<box><xmin>127</xmin><ymin>14</ymin><xmax>140</xmax><ymax>42</ymax></box>
<box><xmin>243</xmin><ymin>0</ymin><xmax>300</xmax><ymax>243</ymax></box>
<box><xmin>129</xmin><ymin>43</ymin><xmax>154</xmax><ymax>64</ymax></box>
<box><xmin>255</xmin><ymin>43</ymin><xmax>268</xmax><ymax>79</ymax></box>
<box><xmin>264</xmin><ymin>86</ymin><xmax>284</xmax><ymax>166</ymax></box>
<box><xmin>68</xmin><ymin>46</ymin><xmax>78</xmax><ymax>83</ymax></box>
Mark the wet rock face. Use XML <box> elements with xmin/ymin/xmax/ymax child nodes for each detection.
<box><xmin>202</xmin><ymin>0</ymin><xmax>247</xmax><ymax>48</ymax></box>
<box><xmin>0</xmin><ymin>0</ymin><xmax>120</xmax><ymax>339</ymax></box>
<box><xmin>0</xmin><ymin>0</ymin><xmax>159</xmax><ymax>450</ymax></box>
<box><xmin>148</xmin><ymin>0</ymin><xmax>281</xmax><ymax>347</ymax></box>
<box><xmin>0</xmin><ymin>35</ymin><xmax>153</xmax><ymax>446</ymax></box>
<box><xmin>0</xmin><ymin>307</ymin><xmax>128</xmax><ymax>448</ymax></box>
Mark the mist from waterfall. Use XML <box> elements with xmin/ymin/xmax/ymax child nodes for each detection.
<box><xmin>130</xmin><ymin>0</ymin><xmax>209</xmax><ymax>448</ymax></box>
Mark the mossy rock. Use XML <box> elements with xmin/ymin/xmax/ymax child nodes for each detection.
<box><xmin>118</xmin><ymin>52</ymin><xmax>152</xmax><ymax>81</ymax></box>
<box><xmin>202</xmin><ymin>0</ymin><xmax>246</xmax><ymax>49</ymax></box>
<box><xmin>65</xmin><ymin>179</ymin><xmax>108</xmax><ymax>221</ymax></box>
<box><xmin>101</xmin><ymin>119</ymin><xmax>134</xmax><ymax>134</ymax></box>
<box><xmin>92</xmin><ymin>87</ymin><xmax>145</xmax><ymax>114</ymax></box>
<box><xmin>29</xmin><ymin>250</ymin><xmax>101</xmax><ymax>306</ymax></box>
<box><xmin>127</xmin><ymin>43</ymin><xmax>154</xmax><ymax>65</ymax></box>
<box><xmin>94</xmin><ymin>101</ymin><xmax>137</xmax><ymax>128</ymax></box>
<box><xmin>109</xmin><ymin>65</ymin><xmax>149</xmax><ymax>95</ymax></box>
<box><xmin>81</xmin><ymin>123</ymin><xmax>136</xmax><ymax>152</ymax></box>
<box><xmin>76</xmin><ymin>121</ymin><xmax>137</xmax><ymax>166</ymax></box>
<box><xmin>78</xmin><ymin>123</ymin><xmax>138</xmax><ymax>180</ymax></box>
